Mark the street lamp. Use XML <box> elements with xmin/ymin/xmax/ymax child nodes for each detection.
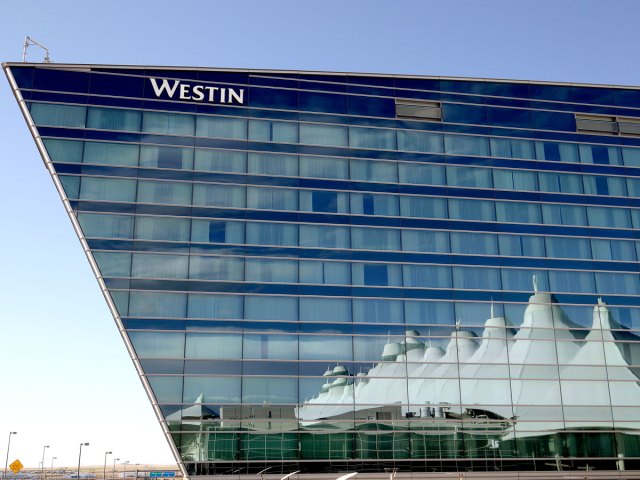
<box><xmin>112</xmin><ymin>458</ymin><xmax>120</xmax><ymax>480</ymax></box>
<box><xmin>103</xmin><ymin>452</ymin><xmax>112</xmax><ymax>480</ymax></box>
<box><xmin>41</xmin><ymin>445</ymin><xmax>50</xmax><ymax>480</ymax></box>
<box><xmin>51</xmin><ymin>457</ymin><xmax>57</xmax><ymax>472</ymax></box>
<box><xmin>4</xmin><ymin>432</ymin><xmax>17</xmax><ymax>480</ymax></box>
<box><xmin>77</xmin><ymin>443</ymin><xmax>89</xmax><ymax>479</ymax></box>
<box><xmin>122</xmin><ymin>461</ymin><xmax>130</xmax><ymax>479</ymax></box>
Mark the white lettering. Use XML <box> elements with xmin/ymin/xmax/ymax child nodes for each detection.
<box><xmin>191</xmin><ymin>85</ymin><xmax>205</xmax><ymax>101</ymax></box>
<box><xmin>149</xmin><ymin>78</ymin><xmax>245</xmax><ymax>105</ymax></box>
<box><xmin>205</xmin><ymin>86</ymin><xmax>219</xmax><ymax>102</ymax></box>
<box><xmin>228</xmin><ymin>88</ymin><xmax>244</xmax><ymax>104</ymax></box>
<box><xmin>179</xmin><ymin>84</ymin><xmax>191</xmax><ymax>100</ymax></box>
<box><xmin>149</xmin><ymin>78</ymin><xmax>181</xmax><ymax>98</ymax></box>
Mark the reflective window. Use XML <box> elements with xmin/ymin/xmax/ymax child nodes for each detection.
<box><xmin>43</xmin><ymin>138</ymin><xmax>84</xmax><ymax>163</ymax></box>
<box><xmin>30</xmin><ymin>102</ymin><xmax>86</xmax><ymax>127</ymax></box>
<box><xmin>84</xmin><ymin>142</ymin><xmax>139</xmax><ymax>166</ymax></box>
<box><xmin>140</xmin><ymin>146</ymin><xmax>193</xmax><ymax>170</ymax></box>
<box><xmin>249</xmin><ymin>119</ymin><xmax>297</xmax><ymax>143</ymax></box>
<box><xmin>142</xmin><ymin>111</ymin><xmax>195</xmax><ymax>136</ymax></box>
<box><xmin>299</xmin><ymin>124</ymin><xmax>348</xmax><ymax>146</ymax></box>
<box><xmin>196</xmin><ymin>115</ymin><xmax>246</xmax><ymax>139</ymax></box>
<box><xmin>248</xmin><ymin>153</ymin><xmax>298</xmax><ymax>176</ymax></box>
<box><xmin>80</xmin><ymin>177</ymin><xmax>137</xmax><ymax>202</ymax></box>
<box><xmin>87</xmin><ymin>107</ymin><xmax>141</xmax><ymax>131</ymax></box>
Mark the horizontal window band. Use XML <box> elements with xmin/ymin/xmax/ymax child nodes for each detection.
<box><xmin>53</xmin><ymin>162</ymin><xmax>640</xmax><ymax>209</ymax></box>
<box><xmin>87</xmin><ymin>239</ymin><xmax>640</xmax><ymax>273</ymax></box>
<box><xmin>41</xmin><ymin>132</ymin><xmax>640</xmax><ymax>180</ymax></box>
<box><xmin>120</xmin><ymin>317</ymin><xmax>640</xmax><ymax>335</ymax></box>
<box><xmin>102</xmin><ymin>278</ymin><xmax>640</xmax><ymax>307</ymax></box>
<box><xmin>71</xmin><ymin>200</ymin><xmax>640</xmax><ymax>240</ymax></box>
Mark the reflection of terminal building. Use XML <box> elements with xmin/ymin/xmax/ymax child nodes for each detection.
<box><xmin>7</xmin><ymin>62</ymin><xmax>640</xmax><ymax>478</ymax></box>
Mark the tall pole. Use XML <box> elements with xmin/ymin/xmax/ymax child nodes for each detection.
<box><xmin>41</xmin><ymin>445</ymin><xmax>49</xmax><ymax>480</ymax></box>
<box><xmin>103</xmin><ymin>452</ymin><xmax>112</xmax><ymax>480</ymax></box>
<box><xmin>122</xmin><ymin>461</ymin><xmax>129</xmax><ymax>479</ymax></box>
<box><xmin>51</xmin><ymin>457</ymin><xmax>57</xmax><ymax>473</ymax></box>
<box><xmin>77</xmin><ymin>443</ymin><xmax>89</xmax><ymax>479</ymax></box>
<box><xmin>112</xmin><ymin>458</ymin><xmax>119</xmax><ymax>480</ymax></box>
<box><xmin>4</xmin><ymin>432</ymin><xmax>17</xmax><ymax>480</ymax></box>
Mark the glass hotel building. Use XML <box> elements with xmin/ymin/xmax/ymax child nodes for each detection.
<box><xmin>6</xmin><ymin>63</ymin><xmax>640</xmax><ymax>478</ymax></box>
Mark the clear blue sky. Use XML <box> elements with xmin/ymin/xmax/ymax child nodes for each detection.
<box><xmin>2</xmin><ymin>0</ymin><xmax>640</xmax><ymax>469</ymax></box>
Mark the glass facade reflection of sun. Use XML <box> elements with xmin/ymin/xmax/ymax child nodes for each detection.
<box><xmin>6</xmin><ymin>63</ymin><xmax>640</xmax><ymax>478</ymax></box>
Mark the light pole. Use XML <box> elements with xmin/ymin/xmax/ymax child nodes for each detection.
<box><xmin>4</xmin><ymin>432</ymin><xmax>17</xmax><ymax>480</ymax></box>
<box><xmin>122</xmin><ymin>461</ymin><xmax>129</xmax><ymax>479</ymax></box>
<box><xmin>41</xmin><ymin>445</ymin><xmax>49</xmax><ymax>480</ymax></box>
<box><xmin>51</xmin><ymin>457</ymin><xmax>57</xmax><ymax>474</ymax></box>
<box><xmin>103</xmin><ymin>452</ymin><xmax>112</xmax><ymax>480</ymax></box>
<box><xmin>77</xmin><ymin>443</ymin><xmax>89</xmax><ymax>479</ymax></box>
<box><xmin>112</xmin><ymin>458</ymin><xmax>120</xmax><ymax>480</ymax></box>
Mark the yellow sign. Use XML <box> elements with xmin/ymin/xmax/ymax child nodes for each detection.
<box><xmin>9</xmin><ymin>459</ymin><xmax>23</xmax><ymax>474</ymax></box>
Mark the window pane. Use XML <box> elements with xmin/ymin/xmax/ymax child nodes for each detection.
<box><xmin>350</xmin><ymin>193</ymin><xmax>398</xmax><ymax>216</ymax></box>
<box><xmin>142</xmin><ymin>111</ymin><xmax>194</xmax><ymax>136</ymax></box>
<box><xmin>248</xmin><ymin>119</ymin><xmax>297</xmax><ymax>143</ymax></box>
<box><xmin>77</xmin><ymin>213</ymin><xmax>134</xmax><ymax>239</ymax></box>
<box><xmin>350</xmin><ymin>159</ymin><xmax>398</xmax><ymax>182</ymax></box>
<box><xmin>130</xmin><ymin>332</ymin><xmax>185</xmax><ymax>358</ymax></box>
<box><xmin>299</xmin><ymin>225</ymin><xmax>350</xmax><ymax>249</ymax></box>
<box><xmin>30</xmin><ymin>103</ymin><xmax>86</xmax><ymax>127</ymax></box>
<box><xmin>247</xmin><ymin>187</ymin><xmax>298</xmax><ymax>211</ymax></box>
<box><xmin>193</xmin><ymin>184</ymin><xmax>246</xmax><ymax>208</ymax></box>
<box><xmin>43</xmin><ymin>139</ymin><xmax>83</xmax><ymax>163</ymax></box>
<box><xmin>84</xmin><ymin>142</ymin><xmax>139</xmax><ymax>166</ymax></box>
<box><xmin>399</xmin><ymin>196</ymin><xmax>448</xmax><ymax>219</ymax></box>
<box><xmin>191</xmin><ymin>220</ymin><xmax>245</xmax><ymax>244</ymax></box>
<box><xmin>299</xmin><ymin>156</ymin><xmax>349</xmax><ymax>179</ymax></box>
<box><xmin>300</xmin><ymin>298</ymin><xmax>352</xmax><ymax>322</ymax></box>
<box><xmin>187</xmin><ymin>294</ymin><xmax>243</xmax><ymax>319</ymax></box>
<box><xmin>189</xmin><ymin>256</ymin><xmax>244</xmax><ymax>281</ymax></box>
<box><xmin>185</xmin><ymin>333</ymin><xmax>242</xmax><ymax>359</ymax></box>
<box><xmin>397</xmin><ymin>130</ymin><xmax>443</xmax><ymax>153</ymax></box>
<box><xmin>140</xmin><ymin>145</ymin><xmax>193</xmax><ymax>170</ymax></box>
<box><xmin>451</xmin><ymin>232</ymin><xmax>498</xmax><ymax>255</ymax></box>
<box><xmin>401</xmin><ymin>229</ymin><xmax>450</xmax><ymax>253</ymax></box>
<box><xmin>398</xmin><ymin>162</ymin><xmax>446</xmax><ymax>185</ymax></box>
<box><xmin>245</xmin><ymin>296</ymin><xmax>298</xmax><ymax>320</ymax></box>
<box><xmin>246</xmin><ymin>222</ymin><xmax>297</xmax><ymax>246</ymax></box>
<box><xmin>349</xmin><ymin>127</ymin><xmax>396</xmax><ymax>150</ymax></box>
<box><xmin>448</xmin><ymin>198</ymin><xmax>495</xmax><ymax>221</ymax></box>
<box><xmin>129</xmin><ymin>291</ymin><xmax>187</xmax><ymax>317</ymax></box>
<box><xmin>299</xmin><ymin>124</ymin><xmax>347</xmax><ymax>146</ymax></box>
<box><xmin>135</xmin><ymin>216</ymin><xmax>191</xmax><ymax>241</ymax></box>
<box><xmin>248</xmin><ymin>153</ymin><xmax>298</xmax><ymax>176</ymax></box>
<box><xmin>246</xmin><ymin>258</ymin><xmax>298</xmax><ymax>283</ymax></box>
<box><xmin>444</xmin><ymin>134</ymin><xmax>489</xmax><ymax>156</ymax></box>
<box><xmin>446</xmin><ymin>166</ymin><xmax>492</xmax><ymax>188</ymax></box>
<box><xmin>87</xmin><ymin>107</ymin><xmax>141</xmax><ymax>131</ymax></box>
<box><xmin>353</xmin><ymin>299</ymin><xmax>403</xmax><ymax>323</ymax></box>
<box><xmin>137</xmin><ymin>180</ymin><xmax>192</xmax><ymax>205</ymax></box>
<box><xmin>131</xmin><ymin>253</ymin><xmax>189</xmax><ymax>279</ymax></box>
<box><xmin>194</xmin><ymin>149</ymin><xmax>246</xmax><ymax>173</ymax></box>
<box><xmin>196</xmin><ymin>116</ymin><xmax>247</xmax><ymax>139</ymax></box>
<box><xmin>79</xmin><ymin>177</ymin><xmax>137</xmax><ymax>202</ymax></box>
<box><xmin>351</xmin><ymin>227</ymin><xmax>400</xmax><ymax>250</ymax></box>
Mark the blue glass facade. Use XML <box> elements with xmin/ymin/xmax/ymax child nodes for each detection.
<box><xmin>6</xmin><ymin>63</ymin><xmax>640</xmax><ymax>477</ymax></box>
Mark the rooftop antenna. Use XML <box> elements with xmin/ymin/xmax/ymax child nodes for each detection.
<box><xmin>22</xmin><ymin>36</ymin><xmax>51</xmax><ymax>63</ymax></box>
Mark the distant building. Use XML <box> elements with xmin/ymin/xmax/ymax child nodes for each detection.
<box><xmin>6</xmin><ymin>62</ymin><xmax>640</xmax><ymax>478</ymax></box>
